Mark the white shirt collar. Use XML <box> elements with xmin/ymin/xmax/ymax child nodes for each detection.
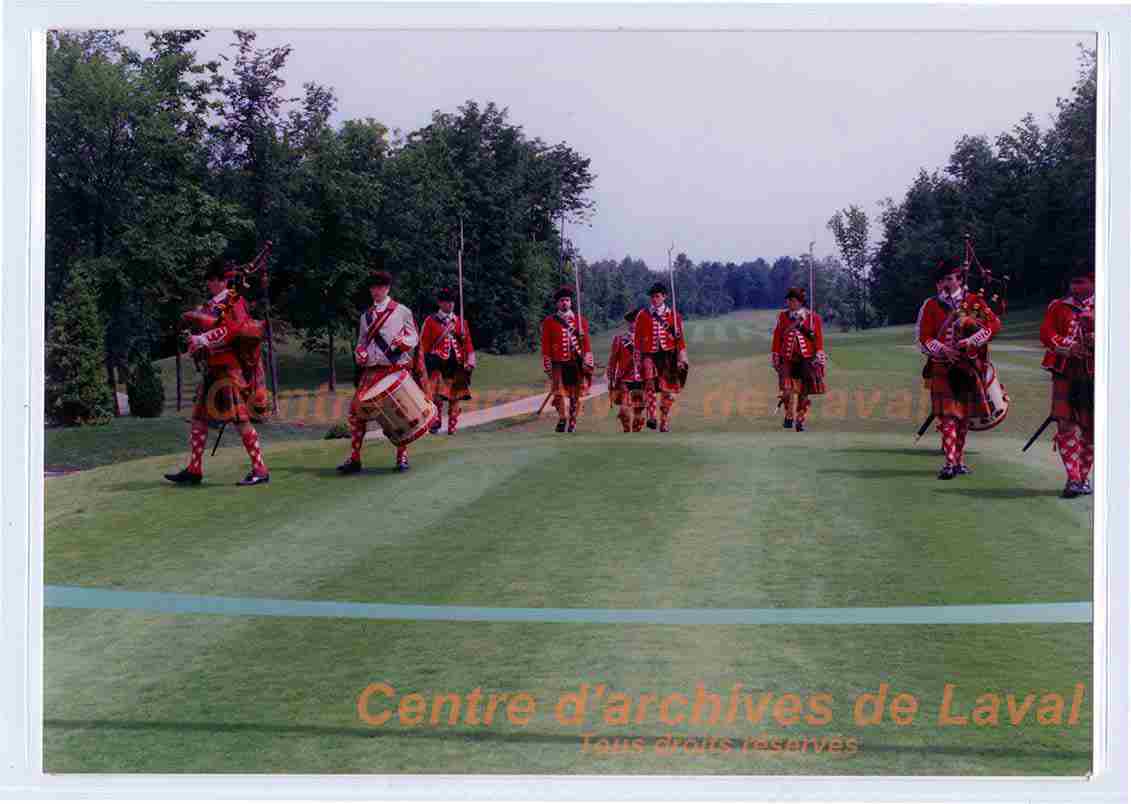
<box><xmin>211</xmin><ymin>289</ymin><xmax>229</xmax><ymax>304</ymax></box>
<box><xmin>437</xmin><ymin>310</ymin><xmax>453</xmax><ymax>321</ymax></box>
<box><xmin>651</xmin><ymin>303</ymin><xmax>668</xmax><ymax>315</ymax></box>
<box><xmin>372</xmin><ymin>297</ymin><xmax>392</xmax><ymax>313</ymax></box>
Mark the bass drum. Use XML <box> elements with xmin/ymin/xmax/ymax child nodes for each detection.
<box><xmin>969</xmin><ymin>360</ymin><xmax>1010</xmax><ymax>431</ymax></box>
<box><xmin>356</xmin><ymin>369</ymin><xmax>436</xmax><ymax>446</ymax></box>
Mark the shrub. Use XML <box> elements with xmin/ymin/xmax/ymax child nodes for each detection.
<box><xmin>324</xmin><ymin>422</ymin><xmax>351</xmax><ymax>440</ymax></box>
<box><xmin>45</xmin><ymin>268</ymin><xmax>115</xmax><ymax>426</ymax></box>
<box><xmin>126</xmin><ymin>357</ymin><xmax>165</xmax><ymax>418</ymax></box>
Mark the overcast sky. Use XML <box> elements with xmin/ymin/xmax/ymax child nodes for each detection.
<box><xmin>125</xmin><ymin>29</ymin><xmax>1090</xmax><ymax>270</ymax></box>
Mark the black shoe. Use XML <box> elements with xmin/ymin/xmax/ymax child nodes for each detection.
<box><xmin>794</xmin><ymin>421</ymin><xmax>805</xmax><ymax>432</ymax></box>
<box><xmin>337</xmin><ymin>458</ymin><xmax>362</xmax><ymax>474</ymax></box>
<box><xmin>236</xmin><ymin>472</ymin><xmax>270</xmax><ymax>487</ymax></box>
<box><xmin>395</xmin><ymin>459</ymin><xmax>410</xmax><ymax>472</ymax></box>
<box><xmin>956</xmin><ymin>464</ymin><xmax>972</xmax><ymax>475</ymax></box>
<box><xmin>1061</xmin><ymin>481</ymin><xmax>1082</xmax><ymax>499</ymax></box>
<box><xmin>937</xmin><ymin>465</ymin><xmax>957</xmax><ymax>480</ymax></box>
<box><xmin>783</xmin><ymin>418</ymin><xmax>794</xmax><ymax>429</ymax></box>
<box><xmin>646</xmin><ymin>419</ymin><xmax>658</xmax><ymax>430</ymax></box>
<box><xmin>555</xmin><ymin>419</ymin><xmax>567</xmax><ymax>433</ymax></box>
<box><xmin>163</xmin><ymin>468</ymin><xmax>202</xmax><ymax>485</ymax></box>
<box><xmin>428</xmin><ymin>421</ymin><xmax>441</xmax><ymax>435</ymax></box>
<box><xmin>567</xmin><ymin>421</ymin><xmax>576</xmax><ymax>433</ymax></box>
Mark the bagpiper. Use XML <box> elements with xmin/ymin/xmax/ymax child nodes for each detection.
<box><xmin>338</xmin><ymin>267</ymin><xmax>420</xmax><ymax>473</ymax></box>
<box><xmin>633</xmin><ymin>282</ymin><xmax>688</xmax><ymax>432</ymax></box>
<box><xmin>419</xmin><ymin>287</ymin><xmax>476</xmax><ymax>435</ymax></box>
<box><xmin>1039</xmin><ymin>264</ymin><xmax>1095</xmax><ymax>498</ymax></box>
<box><xmin>606</xmin><ymin>308</ymin><xmax>645</xmax><ymax>432</ymax></box>
<box><xmin>165</xmin><ymin>259</ymin><xmax>271</xmax><ymax>486</ymax></box>
<box><xmin>541</xmin><ymin>285</ymin><xmax>594</xmax><ymax>433</ymax></box>
<box><xmin>770</xmin><ymin>287</ymin><xmax>827</xmax><ymax>432</ymax></box>
<box><xmin>916</xmin><ymin>258</ymin><xmax>1002</xmax><ymax>480</ymax></box>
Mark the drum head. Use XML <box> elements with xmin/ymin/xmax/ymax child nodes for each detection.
<box><xmin>361</xmin><ymin>369</ymin><xmax>406</xmax><ymax>401</ymax></box>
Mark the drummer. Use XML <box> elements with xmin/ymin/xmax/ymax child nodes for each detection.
<box><xmin>338</xmin><ymin>265</ymin><xmax>420</xmax><ymax>473</ymax></box>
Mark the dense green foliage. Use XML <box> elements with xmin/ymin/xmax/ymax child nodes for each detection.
<box><xmin>125</xmin><ymin>357</ymin><xmax>165</xmax><ymax>418</ymax></box>
<box><xmin>45</xmin><ymin>266</ymin><xmax>116</xmax><ymax>425</ymax></box>
<box><xmin>869</xmin><ymin>46</ymin><xmax>1096</xmax><ymax>324</ymax></box>
<box><xmin>46</xmin><ymin>30</ymin><xmax>1095</xmax><ymax>418</ymax></box>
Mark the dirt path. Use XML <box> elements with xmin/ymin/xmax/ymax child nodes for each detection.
<box><xmin>364</xmin><ymin>381</ymin><xmax>610</xmax><ymax>441</ymax></box>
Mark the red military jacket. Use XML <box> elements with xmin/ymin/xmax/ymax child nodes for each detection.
<box><xmin>183</xmin><ymin>290</ymin><xmax>259</xmax><ymax>369</ymax></box>
<box><xmin>1040</xmin><ymin>295</ymin><xmax>1094</xmax><ymax>377</ymax></box>
<box><xmin>606</xmin><ymin>332</ymin><xmax>642</xmax><ymax>385</ymax></box>
<box><xmin>541</xmin><ymin>311</ymin><xmax>592</xmax><ymax>366</ymax></box>
<box><xmin>916</xmin><ymin>290</ymin><xmax>1000</xmax><ymax>362</ymax></box>
<box><xmin>419</xmin><ymin>312</ymin><xmax>475</xmax><ymax>363</ymax></box>
<box><xmin>633</xmin><ymin>305</ymin><xmax>686</xmax><ymax>354</ymax></box>
<box><xmin>771</xmin><ymin>309</ymin><xmax>824</xmax><ymax>360</ymax></box>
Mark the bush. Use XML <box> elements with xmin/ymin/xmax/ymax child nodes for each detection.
<box><xmin>126</xmin><ymin>357</ymin><xmax>165</xmax><ymax>418</ymax></box>
<box><xmin>45</xmin><ymin>268</ymin><xmax>115</xmax><ymax>426</ymax></box>
<box><xmin>324</xmin><ymin>422</ymin><xmax>351</xmax><ymax>440</ymax></box>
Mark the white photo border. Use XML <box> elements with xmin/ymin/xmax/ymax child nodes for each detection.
<box><xmin>1</xmin><ymin>2</ymin><xmax>1127</xmax><ymax>801</ymax></box>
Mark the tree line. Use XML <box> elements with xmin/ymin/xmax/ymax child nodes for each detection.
<box><xmin>45</xmin><ymin>31</ymin><xmax>1095</xmax><ymax>423</ymax></box>
<box><xmin>830</xmin><ymin>44</ymin><xmax>1096</xmax><ymax>327</ymax></box>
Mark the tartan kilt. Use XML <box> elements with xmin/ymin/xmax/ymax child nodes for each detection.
<box><xmin>778</xmin><ymin>357</ymin><xmax>826</xmax><ymax>396</ymax></box>
<box><xmin>927</xmin><ymin>360</ymin><xmax>992</xmax><ymax>420</ymax></box>
<box><xmin>349</xmin><ymin>364</ymin><xmax>403</xmax><ymax>421</ymax></box>
<box><xmin>192</xmin><ymin>362</ymin><xmax>251</xmax><ymax>424</ymax></box>
<box><xmin>550</xmin><ymin>360</ymin><xmax>591</xmax><ymax>398</ymax></box>
<box><xmin>1050</xmin><ymin>373</ymin><xmax>1094</xmax><ymax>429</ymax></box>
<box><xmin>610</xmin><ymin>380</ymin><xmax>644</xmax><ymax>406</ymax></box>
<box><xmin>641</xmin><ymin>351</ymin><xmax>686</xmax><ymax>395</ymax></box>
<box><xmin>424</xmin><ymin>353</ymin><xmax>472</xmax><ymax>402</ymax></box>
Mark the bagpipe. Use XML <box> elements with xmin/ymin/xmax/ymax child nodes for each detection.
<box><xmin>180</xmin><ymin>241</ymin><xmax>275</xmax><ymax>422</ymax></box>
<box><xmin>916</xmin><ymin>235</ymin><xmax>1011</xmax><ymax>440</ymax></box>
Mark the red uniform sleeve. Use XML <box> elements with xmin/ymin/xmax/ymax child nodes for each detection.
<box><xmin>675</xmin><ymin>312</ymin><xmax>687</xmax><ymax>351</ymax></box>
<box><xmin>1040</xmin><ymin>302</ymin><xmax>1067</xmax><ymax>350</ymax></box>
<box><xmin>541</xmin><ymin>318</ymin><xmax>554</xmax><ymax>362</ymax></box>
<box><xmin>580</xmin><ymin>315</ymin><xmax>593</xmax><ymax>355</ymax></box>
<box><xmin>813</xmin><ymin>314</ymin><xmax>824</xmax><ymax>352</ymax></box>
<box><xmin>916</xmin><ymin>300</ymin><xmax>943</xmax><ymax>350</ymax></box>
<box><xmin>201</xmin><ymin>296</ymin><xmax>251</xmax><ymax>348</ymax></box>
<box><xmin>606</xmin><ymin>337</ymin><xmax>621</xmax><ymax>382</ymax></box>
<box><xmin>771</xmin><ymin>312</ymin><xmax>785</xmax><ymax>356</ymax></box>
<box><xmin>461</xmin><ymin>319</ymin><xmax>474</xmax><ymax>358</ymax></box>
<box><xmin>419</xmin><ymin>317</ymin><xmax>438</xmax><ymax>355</ymax></box>
<box><xmin>633</xmin><ymin>311</ymin><xmax>648</xmax><ymax>353</ymax></box>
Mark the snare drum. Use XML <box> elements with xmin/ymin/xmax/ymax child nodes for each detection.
<box><xmin>357</xmin><ymin>369</ymin><xmax>436</xmax><ymax>446</ymax></box>
<box><xmin>969</xmin><ymin>361</ymin><xmax>1010</xmax><ymax>431</ymax></box>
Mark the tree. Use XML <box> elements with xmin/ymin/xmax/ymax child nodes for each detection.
<box><xmin>46</xmin><ymin>265</ymin><xmax>116</xmax><ymax>425</ymax></box>
<box><xmin>827</xmin><ymin>205</ymin><xmax>872</xmax><ymax>329</ymax></box>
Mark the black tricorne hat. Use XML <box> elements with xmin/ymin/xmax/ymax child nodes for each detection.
<box><xmin>554</xmin><ymin>285</ymin><xmax>575</xmax><ymax>302</ymax></box>
<box><xmin>647</xmin><ymin>282</ymin><xmax>668</xmax><ymax>297</ymax></box>
<box><xmin>931</xmin><ymin>257</ymin><xmax>964</xmax><ymax>283</ymax></box>
<box><xmin>203</xmin><ymin>258</ymin><xmax>228</xmax><ymax>282</ymax></box>
<box><xmin>785</xmin><ymin>286</ymin><xmax>807</xmax><ymax>304</ymax></box>
<box><xmin>436</xmin><ymin>287</ymin><xmax>456</xmax><ymax>302</ymax></box>
<box><xmin>367</xmin><ymin>270</ymin><xmax>393</xmax><ymax>289</ymax></box>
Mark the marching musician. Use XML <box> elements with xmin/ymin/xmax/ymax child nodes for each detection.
<box><xmin>1039</xmin><ymin>264</ymin><xmax>1095</xmax><ymax>498</ymax></box>
<box><xmin>541</xmin><ymin>285</ymin><xmax>594</xmax><ymax>433</ymax></box>
<box><xmin>338</xmin><ymin>267</ymin><xmax>419</xmax><ymax>473</ymax></box>
<box><xmin>419</xmin><ymin>287</ymin><xmax>476</xmax><ymax>435</ymax></box>
<box><xmin>164</xmin><ymin>259</ymin><xmax>271</xmax><ymax>487</ymax></box>
<box><xmin>633</xmin><ymin>282</ymin><xmax>688</xmax><ymax>432</ymax></box>
<box><xmin>771</xmin><ymin>287</ymin><xmax>827</xmax><ymax>432</ymax></box>
<box><xmin>606</xmin><ymin>309</ymin><xmax>646</xmax><ymax>432</ymax></box>
<box><xmin>916</xmin><ymin>258</ymin><xmax>1002</xmax><ymax>480</ymax></box>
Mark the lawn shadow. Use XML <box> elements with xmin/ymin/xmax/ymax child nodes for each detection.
<box><xmin>934</xmin><ymin>487</ymin><xmax>1075</xmax><ymax>500</ymax></box>
<box><xmin>829</xmin><ymin>447</ymin><xmax>962</xmax><ymax>458</ymax></box>
<box><xmin>817</xmin><ymin>468</ymin><xmax>937</xmax><ymax>479</ymax></box>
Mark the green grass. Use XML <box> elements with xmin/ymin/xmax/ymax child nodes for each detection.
<box><xmin>44</xmin><ymin>307</ymin><xmax>1093</xmax><ymax>774</ymax></box>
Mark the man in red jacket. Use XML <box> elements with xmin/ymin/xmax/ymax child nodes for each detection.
<box><xmin>770</xmin><ymin>287</ymin><xmax>826</xmax><ymax>432</ymax></box>
<box><xmin>607</xmin><ymin>309</ymin><xmax>645</xmax><ymax>432</ymax></box>
<box><xmin>165</xmin><ymin>259</ymin><xmax>271</xmax><ymax>486</ymax></box>
<box><xmin>633</xmin><ymin>282</ymin><xmax>688</xmax><ymax>432</ymax></box>
<box><xmin>419</xmin><ymin>287</ymin><xmax>476</xmax><ymax>435</ymax></box>
<box><xmin>1039</xmin><ymin>265</ymin><xmax>1095</xmax><ymax>498</ymax></box>
<box><xmin>541</xmin><ymin>286</ymin><xmax>594</xmax><ymax>432</ymax></box>
<box><xmin>915</xmin><ymin>258</ymin><xmax>1002</xmax><ymax>480</ymax></box>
